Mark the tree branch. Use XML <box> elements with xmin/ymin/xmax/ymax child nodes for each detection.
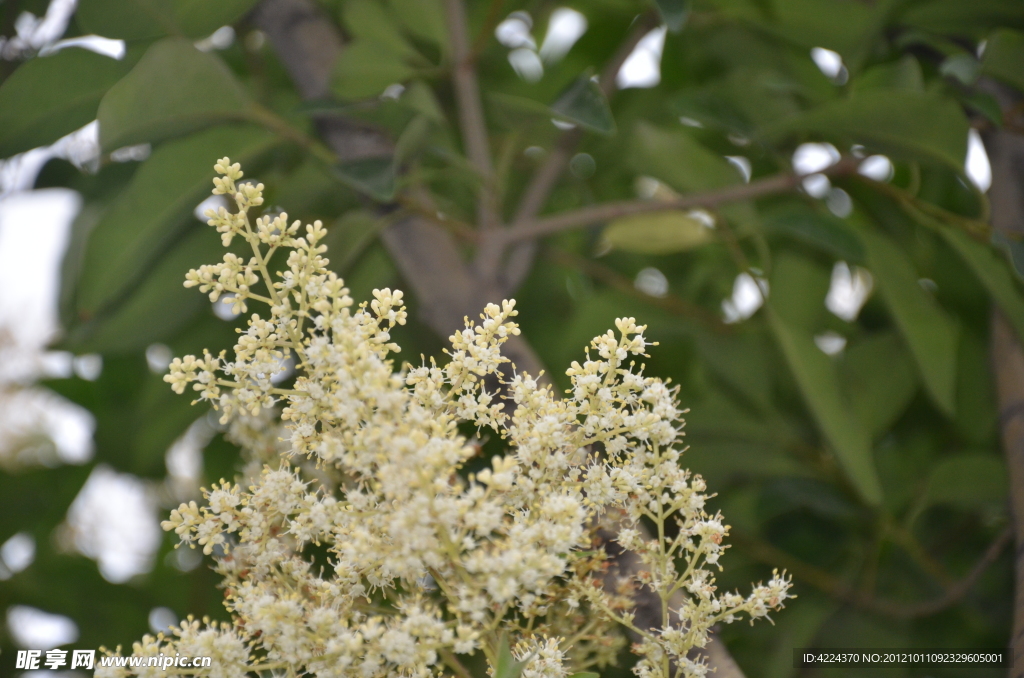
<box><xmin>503</xmin><ymin>158</ymin><xmax>861</xmax><ymax>245</ymax></box>
<box><xmin>547</xmin><ymin>247</ymin><xmax>730</xmax><ymax>333</ymax></box>
<box><xmin>734</xmin><ymin>526</ymin><xmax>1012</xmax><ymax>619</ymax></box>
<box><xmin>444</xmin><ymin>0</ymin><xmax>500</xmax><ymax>231</ymax></box>
<box><xmin>981</xmin><ymin>78</ymin><xmax>1024</xmax><ymax>678</ymax></box>
<box><xmin>496</xmin><ymin>12</ymin><xmax>661</xmax><ymax>294</ymax></box>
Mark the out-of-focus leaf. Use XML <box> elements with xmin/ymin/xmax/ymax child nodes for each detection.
<box><xmin>761</xmin><ymin>206</ymin><xmax>865</xmax><ymax>263</ymax></box>
<box><xmin>331</xmin><ymin>39</ymin><xmax>416</xmax><ymax>101</ymax></box>
<box><xmin>761</xmin><ymin>90</ymin><xmax>969</xmax><ymax>170</ymax></box>
<box><xmin>0</xmin><ymin>49</ymin><xmax>129</xmax><ymax>157</ymax></box>
<box><xmin>550</xmin><ymin>75</ymin><xmax>616</xmax><ymax>135</ymax></box>
<box><xmin>859</xmin><ymin>229</ymin><xmax>958</xmax><ymax>416</ymax></box>
<box><xmin>341</xmin><ymin>0</ymin><xmax>415</xmax><ymax>56</ymax></box>
<box><xmin>938</xmin><ymin>226</ymin><xmax>1024</xmax><ymax>343</ymax></box>
<box><xmin>839</xmin><ymin>332</ymin><xmax>917</xmax><ymax>438</ymax></box>
<box><xmin>922</xmin><ymin>455</ymin><xmax>1007</xmax><ymax>510</ymax></box>
<box><xmin>654</xmin><ymin>0</ymin><xmax>689</xmax><ymax>33</ymax></box>
<box><xmin>324</xmin><ymin>209</ymin><xmax>384</xmax><ymax>272</ymax></box>
<box><xmin>769</xmin><ymin>252</ymin><xmax>831</xmax><ymax>330</ymax></box>
<box><xmin>761</xmin><ymin>0</ymin><xmax>873</xmax><ymax>62</ymax></box>
<box><xmin>71</xmin><ymin>227</ymin><xmax>225</xmax><ymax>352</ymax></box>
<box><xmin>852</xmin><ymin>55</ymin><xmax>924</xmax><ymax>93</ymax></box>
<box><xmin>333</xmin><ymin>157</ymin><xmax>396</xmax><ymax>201</ymax></box>
<box><xmin>940</xmin><ymin>54</ymin><xmax>981</xmax><ymax>85</ymax></box>
<box><xmin>401</xmin><ymin>80</ymin><xmax>446</xmax><ymax>124</ymax></box>
<box><xmin>630</xmin><ymin>122</ymin><xmax>740</xmax><ymax>191</ymax></box>
<box><xmin>767</xmin><ymin>308</ymin><xmax>882</xmax><ymax>505</ymax></box>
<box><xmin>395</xmin><ymin>115</ymin><xmax>433</xmax><ymax>165</ymax></box>
<box><xmin>994</xmin><ymin>232</ymin><xmax>1024</xmax><ymax>281</ymax></box>
<box><xmin>601</xmin><ymin>211</ymin><xmax>714</xmax><ymax>254</ymax></box>
<box><xmin>76</xmin><ymin>0</ymin><xmax>260</xmax><ymax>41</ymax></box>
<box><xmin>74</xmin><ymin>125</ymin><xmax>278</xmax><ymax>321</ymax></box>
<box><xmin>388</xmin><ymin>0</ymin><xmax>447</xmax><ymax>48</ymax></box>
<box><xmin>174</xmin><ymin>0</ymin><xmax>263</xmax><ymax>38</ymax></box>
<box><xmin>97</xmin><ymin>39</ymin><xmax>251</xmax><ymax>151</ymax></box>
<box><xmin>494</xmin><ymin>633</ymin><xmax>530</xmax><ymax>678</ymax></box>
<box><xmin>693</xmin><ymin>329</ymin><xmax>774</xmax><ymax>412</ymax></box>
<box><xmin>981</xmin><ymin>29</ymin><xmax>1024</xmax><ymax>93</ymax></box>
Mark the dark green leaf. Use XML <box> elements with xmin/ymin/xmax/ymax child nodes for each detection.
<box><xmin>760</xmin><ymin>90</ymin><xmax>970</xmax><ymax>170</ymax></box>
<box><xmin>767</xmin><ymin>308</ymin><xmax>882</xmax><ymax>505</ymax></box>
<box><xmin>654</xmin><ymin>0</ymin><xmax>689</xmax><ymax>33</ymax></box>
<box><xmin>71</xmin><ymin>227</ymin><xmax>225</xmax><ymax>353</ymax></box>
<box><xmin>630</xmin><ymin>122</ymin><xmax>740</xmax><ymax>191</ymax></box>
<box><xmin>331</xmin><ymin>40</ymin><xmax>415</xmax><ymax>101</ymax></box>
<box><xmin>761</xmin><ymin>206</ymin><xmax>865</xmax><ymax>263</ymax></box>
<box><xmin>387</xmin><ymin>0</ymin><xmax>447</xmax><ymax>48</ymax></box>
<box><xmin>852</xmin><ymin>56</ymin><xmax>924</xmax><ymax>93</ymax></box>
<box><xmin>859</xmin><ymin>229</ymin><xmax>958</xmax><ymax>415</ymax></box>
<box><xmin>769</xmin><ymin>252</ymin><xmax>831</xmax><ymax>330</ymax></box>
<box><xmin>551</xmin><ymin>75</ymin><xmax>616</xmax><ymax>136</ymax></box>
<box><xmin>76</xmin><ymin>0</ymin><xmax>260</xmax><ymax>41</ymax></box>
<box><xmin>923</xmin><ymin>455</ymin><xmax>1007</xmax><ymax>510</ymax></box>
<box><xmin>994</xmin><ymin>231</ymin><xmax>1024</xmax><ymax>280</ymax></box>
<box><xmin>341</xmin><ymin>0</ymin><xmax>416</xmax><ymax>57</ymax></box>
<box><xmin>981</xmin><ymin>29</ymin><xmax>1024</xmax><ymax>93</ymax></box>
<box><xmin>97</xmin><ymin>38</ymin><xmax>251</xmax><ymax>152</ymax></box>
<box><xmin>938</xmin><ymin>226</ymin><xmax>1024</xmax><ymax>344</ymax></box>
<box><xmin>333</xmin><ymin>156</ymin><xmax>396</xmax><ymax>201</ymax></box>
<box><xmin>839</xmin><ymin>332</ymin><xmax>918</xmax><ymax>438</ymax></box>
<box><xmin>73</xmin><ymin>125</ymin><xmax>278</xmax><ymax>321</ymax></box>
<box><xmin>0</xmin><ymin>49</ymin><xmax>129</xmax><ymax>157</ymax></box>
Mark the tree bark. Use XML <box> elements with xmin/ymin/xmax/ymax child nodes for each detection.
<box><xmin>982</xmin><ymin>81</ymin><xmax>1024</xmax><ymax>676</ymax></box>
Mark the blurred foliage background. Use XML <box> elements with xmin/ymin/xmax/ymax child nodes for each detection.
<box><xmin>2</xmin><ymin>0</ymin><xmax>1024</xmax><ymax>676</ymax></box>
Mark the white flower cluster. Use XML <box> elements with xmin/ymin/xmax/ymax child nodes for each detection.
<box><xmin>98</xmin><ymin>160</ymin><xmax>791</xmax><ymax>678</ymax></box>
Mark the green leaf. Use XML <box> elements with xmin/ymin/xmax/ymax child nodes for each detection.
<box><xmin>938</xmin><ymin>226</ymin><xmax>1024</xmax><ymax>344</ymax></box>
<box><xmin>551</xmin><ymin>75</ymin><xmax>616</xmax><ymax>135</ymax></box>
<box><xmin>858</xmin><ymin>229</ymin><xmax>958</xmax><ymax>415</ymax></box>
<box><xmin>76</xmin><ymin>0</ymin><xmax>260</xmax><ymax>41</ymax></box>
<box><xmin>653</xmin><ymin>0</ymin><xmax>689</xmax><ymax>33</ymax></box>
<box><xmin>769</xmin><ymin>252</ymin><xmax>831</xmax><ymax>330</ymax></box>
<box><xmin>994</xmin><ymin>232</ymin><xmax>1024</xmax><ymax>281</ymax></box>
<box><xmin>601</xmin><ymin>211</ymin><xmax>715</xmax><ymax>254</ymax></box>
<box><xmin>97</xmin><ymin>38</ymin><xmax>251</xmax><ymax>152</ymax></box>
<box><xmin>767</xmin><ymin>308</ymin><xmax>882</xmax><ymax>505</ymax></box>
<box><xmin>760</xmin><ymin>90</ymin><xmax>969</xmax><ymax>170</ymax></box>
<box><xmin>939</xmin><ymin>54</ymin><xmax>980</xmax><ymax>86</ymax></box>
<box><xmin>0</xmin><ymin>49</ymin><xmax>130</xmax><ymax>157</ymax></box>
<box><xmin>333</xmin><ymin>156</ymin><xmax>396</xmax><ymax>201</ymax></box>
<box><xmin>71</xmin><ymin>227</ymin><xmax>225</xmax><ymax>353</ymax></box>
<box><xmin>387</xmin><ymin>0</ymin><xmax>448</xmax><ymax>48</ymax></box>
<box><xmin>568</xmin><ymin>673</ymin><xmax>600</xmax><ymax>678</ymax></box>
<box><xmin>981</xmin><ymin>29</ymin><xmax>1024</xmax><ymax>93</ymax></box>
<box><xmin>331</xmin><ymin>39</ymin><xmax>416</xmax><ymax>101</ymax></box>
<box><xmin>73</xmin><ymin>125</ymin><xmax>278</xmax><ymax>321</ymax></box>
<box><xmin>494</xmin><ymin>633</ymin><xmax>530</xmax><ymax>678</ymax></box>
<box><xmin>630</xmin><ymin>122</ymin><xmax>740</xmax><ymax>192</ymax></box>
<box><xmin>852</xmin><ymin>56</ymin><xmax>924</xmax><ymax>93</ymax></box>
<box><xmin>839</xmin><ymin>332</ymin><xmax>918</xmax><ymax>438</ymax></box>
<box><xmin>341</xmin><ymin>0</ymin><xmax>416</xmax><ymax>57</ymax></box>
<box><xmin>760</xmin><ymin>206</ymin><xmax>865</xmax><ymax>263</ymax></box>
<box><xmin>922</xmin><ymin>455</ymin><xmax>1007</xmax><ymax>510</ymax></box>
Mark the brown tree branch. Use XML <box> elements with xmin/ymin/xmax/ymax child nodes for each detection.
<box><xmin>496</xmin><ymin>12</ymin><xmax>661</xmax><ymax>294</ymax></box>
<box><xmin>734</xmin><ymin>526</ymin><xmax>1012</xmax><ymax>620</ymax></box>
<box><xmin>504</xmin><ymin>158</ymin><xmax>861</xmax><ymax>245</ymax></box>
<box><xmin>981</xmin><ymin>78</ymin><xmax>1024</xmax><ymax>678</ymax></box>
<box><xmin>546</xmin><ymin>248</ymin><xmax>730</xmax><ymax>333</ymax></box>
<box><xmin>444</xmin><ymin>0</ymin><xmax>500</xmax><ymax>231</ymax></box>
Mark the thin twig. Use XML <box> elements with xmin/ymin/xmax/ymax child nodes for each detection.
<box><xmin>733</xmin><ymin>526</ymin><xmax>1012</xmax><ymax>619</ymax></box>
<box><xmin>444</xmin><ymin>0</ymin><xmax>500</xmax><ymax>231</ymax></box>
<box><xmin>505</xmin><ymin>158</ymin><xmax>862</xmax><ymax>244</ymax></box>
<box><xmin>547</xmin><ymin>248</ymin><xmax>731</xmax><ymax>333</ymax></box>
